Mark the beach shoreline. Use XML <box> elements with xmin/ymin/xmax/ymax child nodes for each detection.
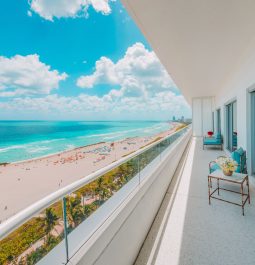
<box><xmin>6</xmin><ymin>141</ymin><xmax>107</xmax><ymax>165</ymax></box>
<box><xmin>0</xmin><ymin>122</ymin><xmax>182</xmax><ymax>222</ymax></box>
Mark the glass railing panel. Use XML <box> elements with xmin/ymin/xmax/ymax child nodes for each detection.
<box><xmin>158</xmin><ymin>126</ymin><xmax>188</xmax><ymax>159</ymax></box>
<box><xmin>159</xmin><ymin>137</ymin><xmax>170</xmax><ymax>154</ymax></box>
<box><xmin>138</xmin><ymin>144</ymin><xmax>160</xmax><ymax>172</ymax></box>
<box><xmin>66</xmin><ymin>155</ymin><xmax>140</xmax><ymax>259</ymax></box>
<box><xmin>0</xmin><ymin>200</ymin><xmax>65</xmax><ymax>265</ymax></box>
<box><xmin>64</xmin><ymin>126</ymin><xmax>189</xmax><ymax>260</ymax></box>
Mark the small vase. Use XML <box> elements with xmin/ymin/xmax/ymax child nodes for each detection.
<box><xmin>223</xmin><ymin>169</ymin><xmax>233</xmax><ymax>176</ymax></box>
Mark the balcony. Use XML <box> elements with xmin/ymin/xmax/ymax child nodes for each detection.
<box><xmin>135</xmin><ymin>137</ymin><xmax>255</xmax><ymax>265</ymax></box>
<box><xmin>2</xmin><ymin>129</ymin><xmax>253</xmax><ymax>265</ymax></box>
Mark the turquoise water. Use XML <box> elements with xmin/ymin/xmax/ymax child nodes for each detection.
<box><xmin>0</xmin><ymin>121</ymin><xmax>171</xmax><ymax>163</ymax></box>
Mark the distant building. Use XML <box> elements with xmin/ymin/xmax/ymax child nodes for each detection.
<box><xmin>184</xmin><ymin>118</ymin><xmax>192</xmax><ymax>124</ymax></box>
<box><xmin>172</xmin><ymin>116</ymin><xmax>176</xmax><ymax>121</ymax></box>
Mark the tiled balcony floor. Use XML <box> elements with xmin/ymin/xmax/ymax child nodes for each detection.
<box><xmin>135</xmin><ymin>137</ymin><xmax>255</xmax><ymax>265</ymax></box>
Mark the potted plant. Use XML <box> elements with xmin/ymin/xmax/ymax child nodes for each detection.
<box><xmin>207</xmin><ymin>131</ymin><xmax>214</xmax><ymax>137</ymax></box>
<box><xmin>216</xmin><ymin>156</ymin><xmax>238</xmax><ymax>176</ymax></box>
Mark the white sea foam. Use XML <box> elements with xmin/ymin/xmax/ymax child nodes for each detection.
<box><xmin>103</xmin><ymin>136</ymin><xmax>119</xmax><ymax>140</ymax></box>
<box><xmin>78</xmin><ymin>127</ymin><xmax>149</xmax><ymax>140</ymax></box>
<box><xmin>0</xmin><ymin>145</ymin><xmax>27</xmax><ymax>153</ymax></box>
<box><xmin>0</xmin><ymin>138</ymin><xmax>66</xmax><ymax>153</ymax></box>
<box><xmin>38</xmin><ymin>138</ymin><xmax>65</xmax><ymax>144</ymax></box>
<box><xmin>66</xmin><ymin>144</ymin><xmax>75</xmax><ymax>150</ymax></box>
<box><xmin>27</xmin><ymin>146</ymin><xmax>51</xmax><ymax>153</ymax></box>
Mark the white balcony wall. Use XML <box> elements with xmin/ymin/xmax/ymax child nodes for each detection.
<box><xmin>192</xmin><ymin>98</ymin><xmax>202</xmax><ymax>136</ymax></box>
<box><xmin>192</xmin><ymin>97</ymin><xmax>214</xmax><ymax>137</ymax></box>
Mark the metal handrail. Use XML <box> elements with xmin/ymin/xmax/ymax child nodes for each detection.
<box><xmin>0</xmin><ymin>125</ymin><xmax>191</xmax><ymax>240</ymax></box>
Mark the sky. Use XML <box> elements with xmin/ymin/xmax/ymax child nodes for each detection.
<box><xmin>0</xmin><ymin>0</ymin><xmax>191</xmax><ymax>121</ymax></box>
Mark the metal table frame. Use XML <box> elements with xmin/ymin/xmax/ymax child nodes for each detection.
<box><xmin>208</xmin><ymin>170</ymin><xmax>250</xmax><ymax>215</ymax></box>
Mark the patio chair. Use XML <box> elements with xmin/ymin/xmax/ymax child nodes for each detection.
<box><xmin>209</xmin><ymin>147</ymin><xmax>247</xmax><ymax>174</ymax></box>
<box><xmin>203</xmin><ymin>132</ymin><xmax>223</xmax><ymax>150</ymax></box>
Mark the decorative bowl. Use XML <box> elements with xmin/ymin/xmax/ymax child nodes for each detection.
<box><xmin>223</xmin><ymin>169</ymin><xmax>233</xmax><ymax>176</ymax></box>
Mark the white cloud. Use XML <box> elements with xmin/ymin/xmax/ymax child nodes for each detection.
<box><xmin>77</xmin><ymin>56</ymin><xmax>117</xmax><ymax>88</ymax></box>
<box><xmin>29</xmin><ymin>0</ymin><xmax>114</xmax><ymax>21</ymax></box>
<box><xmin>90</xmin><ymin>0</ymin><xmax>112</xmax><ymax>14</ymax></box>
<box><xmin>72</xmin><ymin>42</ymin><xmax>190</xmax><ymax>119</ymax></box>
<box><xmin>77</xmin><ymin>42</ymin><xmax>177</xmax><ymax>97</ymax></box>
<box><xmin>0</xmin><ymin>43</ymin><xmax>191</xmax><ymax>120</ymax></box>
<box><xmin>0</xmin><ymin>54</ymin><xmax>67</xmax><ymax>97</ymax></box>
<box><xmin>0</xmin><ymin>90</ymin><xmax>190</xmax><ymax>120</ymax></box>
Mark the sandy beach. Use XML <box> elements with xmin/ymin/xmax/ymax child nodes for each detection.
<box><xmin>0</xmin><ymin>123</ymin><xmax>181</xmax><ymax>222</ymax></box>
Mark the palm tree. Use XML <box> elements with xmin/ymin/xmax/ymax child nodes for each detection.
<box><xmin>106</xmin><ymin>177</ymin><xmax>117</xmax><ymax>195</ymax></box>
<box><xmin>44</xmin><ymin>208</ymin><xmax>58</xmax><ymax>244</ymax></box>
<box><xmin>66</xmin><ymin>195</ymin><xmax>84</xmax><ymax>228</ymax></box>
<box><xmin>101</xmin><ymin>187</ymin><xmax>111</xmax><ymax>201</ymax></box>
<box><xmin>95</xmin><ymin>177</ymin><xmax>104</xmax><ymax>203</ymax></box>
<box><xmin>114</xmin><ymin>165</ymin><xmax>127</xmax><ymax>188</ymax></box>
<box><xmin>83</xmin><ymin>204</ymin><xmax>94</xmax><ymax>218</ymax></box>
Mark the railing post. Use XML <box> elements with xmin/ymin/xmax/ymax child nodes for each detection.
<box><xmin>159</xmin><ymin>142</ymin><xmax>162</xmax><ymax>161</ymax></box>
<box><xmin>62</xmin><ymin>197</ymin><xmax>69</xmax><ymax>263</ymax></box>
<box><xmin>138</xmin><ymin>156</ymin><xmax>141</xmax><ymax>185</ymax></box>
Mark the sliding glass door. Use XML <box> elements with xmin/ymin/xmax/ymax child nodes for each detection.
<box><xmin>216</xmin><ymin>108</ymin><xmax>221</xmax><ymax>134</ymax></box>
<box><xmin>212</xmin><ymin>112</ymin><xmax>214</xmax><ymax>132</ymax></box>
<box><xmin>226</xmin><ymin>101</ymin><xmax>237</xmax><ymax>151</ymax></box>
<box><xmin>233</xmin><ymin>101</ymin><xmax>237</xmax><ymax>150</ymax></box>
<box><xmin>251</xmin><ymin>92</ymin><xmax>255</xmax><ymax>175</ymax></box>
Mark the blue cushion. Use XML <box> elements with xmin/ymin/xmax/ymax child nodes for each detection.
<box><xmin>236</xmin><ymin>148</ymin><xmax>246</xmax><ymax>173</ymax></box>
<box><xmin>204</xmin><ymin>138</ymin><xmax>221</xmax><ymax>145</ymax></box>
<box><xmin>215</xmin><ymin>133</ymin><xmax>221</xmax><ymax>139</ymax></box>
<box><xmin>231</xmin><ymin>150</ymin><xmax>241</xmax><ymax>173</ymax></box>
<box><xmin>236</xmin><ymin>147</ymin><xmax>244</xmax><ymax>155</ymax></box>
<box><xmin>229</xmin><ymin>147</ymin><xmax>247</xmax><ymax>173</ymax></box>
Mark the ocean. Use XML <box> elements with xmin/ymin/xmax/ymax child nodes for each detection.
<box><xmin>0</xmin><ymin>121</ymin><xmax>171</xmax><ymax>163</ymax></box>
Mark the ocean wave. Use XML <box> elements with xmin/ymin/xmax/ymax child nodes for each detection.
<box><xmin>27</xmin><ymin>146</ymin><xmax>51</xmax><ymax>153</ymax></box>
<box><xmin>78</xmin><ymin>127</ymin><xmax>151</xmax><ymax>140</ymax></box>
<box><xmin>78</xmin><ymin>131</ymin><xmax>126</xmax><ymax>140</ymax></box>
<box><xmin>66</xmin><ymin>144</ymin><xmax>75</xmax><ymax>150</ymax></box>
<box><xmin>0</xmin><ymin>145</ymin><xmax>27</xmax><ymax>153</ymax></box>
<box><xmin>77</xmin><ymin>132</ymin><xmax>117</xmax><ymax>139</ymax></box>
<box><xmin>37</xmin><ymin>138</ymin><xmax>65</xmax><ymax>144</ymax></box>
<box><xmin>103</xmin><ymin>136</ymin><xmax>120</xmax><ymax>140</ymax></box>
<box><xmin>0</xmin><ymin>138</ymin><xmax>66</xmax><ymax>153</ymax></box>
<box><xmin>143</xmin><ymin>124</ymin><xmax>167</xmax><ymax>133</ymax></box>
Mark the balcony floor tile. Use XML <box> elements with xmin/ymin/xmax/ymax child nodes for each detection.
<box><xmin>135</xmin><ymin>137</ymin><xmax>255</xmax><ymax>265</ymax></box>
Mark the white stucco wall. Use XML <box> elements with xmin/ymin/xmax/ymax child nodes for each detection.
<box><xmin>192</xmin><ymin>97</ymin><xmax>214</xmax><ymax>137</ymax></box>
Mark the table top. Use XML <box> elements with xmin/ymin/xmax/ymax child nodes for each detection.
<box><xmin>208</xmin><ymin>169</ymin><xmax>248</xmax><ymax>183</ymax></box>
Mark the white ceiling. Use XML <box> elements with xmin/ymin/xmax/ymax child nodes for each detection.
<box><xmin>121</xmin><ymin>0</ymin><xmax>255</xmax><ymax>103</ymax></box>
